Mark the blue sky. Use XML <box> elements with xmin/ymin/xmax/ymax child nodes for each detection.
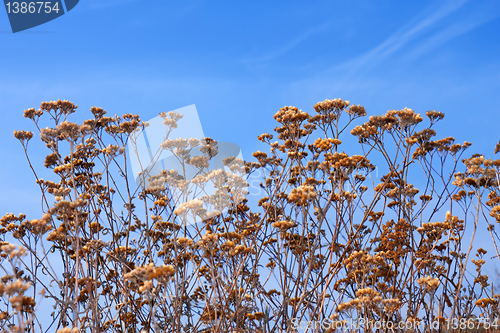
<box><xmin>1</xmin><ymin>0</ymin><xmax>499</xmax><ymax>216</ymax></box>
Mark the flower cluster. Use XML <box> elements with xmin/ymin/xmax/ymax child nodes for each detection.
<box><xmin>417</xmin><ymin>276</ymin><xmax>440</xmax><ymax>293</ymax></box>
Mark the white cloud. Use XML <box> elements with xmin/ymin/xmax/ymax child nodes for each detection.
<box><xmin>406</xmin><ymin>5</ymin><xmax>500</xmax><ymax>61</ymax></box>
<box><xmin>328</xmin><ymin>0</ymin><xmax>472</xmax><ymax>76</ymax></box>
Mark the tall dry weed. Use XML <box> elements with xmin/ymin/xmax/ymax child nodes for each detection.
<box><xmin>1</xmin><ymin>99</ymin><xmax>500</xmax><ymax>332</ymax></box>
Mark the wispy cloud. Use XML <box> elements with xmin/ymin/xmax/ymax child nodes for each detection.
<box><xmin>329</xmin><ymin>0</ymin><xmax>473</xmax><ymax>75</ymax></box>
<box><xmin>240</xmin><ymin>22</ymin><xmax>330</xmax><ymax>64</ymax></box>
<box><xmin>406</xmin><ymin>5</ymin><xmax>500</xmax><ymax>61</ymax></box>
<box><xmin>282</xmin><ymin>0</ymin><xmax>500</xmax><ymax>112</ymax></box>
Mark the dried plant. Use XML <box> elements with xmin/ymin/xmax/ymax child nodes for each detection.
<box><xmin>2</xmin><ymin>99</ymin><xmax>500</xmax><ymax>333</ymax></box>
